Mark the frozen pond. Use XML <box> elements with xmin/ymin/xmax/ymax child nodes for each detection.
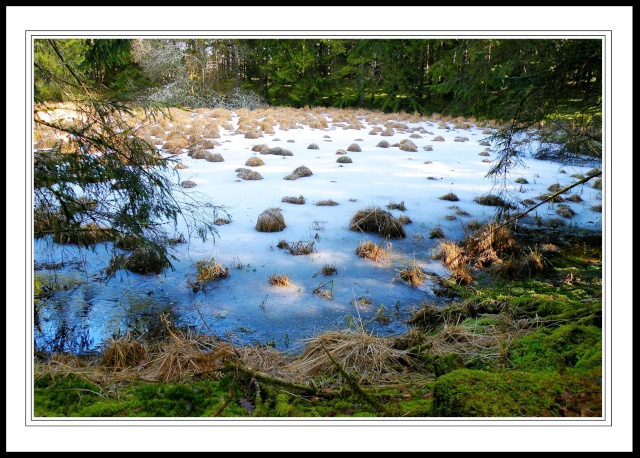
<box><xmin>33</xmin><ymin>110</ymin><xmax>603</xmax><ymax>355</ymax></box>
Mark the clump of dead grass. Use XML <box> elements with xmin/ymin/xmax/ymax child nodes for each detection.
<box><xmin>269</xmin><ymin>274</ymin><xmax>292</xmax><ymax>287</ymax></box>
<box><xmin>287</xmin><ymin>240</ymin><xmax>316</xmax><ymax>255</ymax></box>
<box><xmin>430</xmin><ymin>226</ymin><xmax>445</xmax><ymax>239</ymax></box>
<box><xmin>315</xmin><ymin>199</ymin><xmax>339</xmax><ymax>206</ymax></box>
<box><xmin>555</xmin><ymin>204</ymin><xmax>576</xmax><ymax>219</ymax></box>
<box><xmin>396</xmin><ymin>261</ymin><xmax>425</xmax><ymax>287</ymax></box>
<box><xmin>322</xmin><ymin>263</ymin><xmax>338</xmax><ymax>275</ymax></box>
<box><xmin>281</xmin><ymin>195</ymin><xmax>306</xmax><ymax>205</ymax></box>
<box><xmin>284</xmin><ymin>165</ymin><xmax>313</xmax><ymax>180</ymax></box>
<box><xmin>449</xmin><ymin>264</ymin><xmax>474</xmax><ymax>285</ymax></box>
<box><xmin>236</xmin><ymin>169</ymin><xmax>263</xmax><ymax>180</ymax></box>
<box><xmin>355</xmin><ymin>239</ymin><xmax>391</xmax><ymax>263</ymax></box>
<box><xmin>386</xmin><ymin>201</ymin><xmax>406</xmax><ymax>211</ymax></box>
<box><xmin>473</xmin><ymin>194</ymin><xmax>515</xmax><ymax>209</ymax></box>
<box><xmin>252</xmin><ymin>143</ymin><xmax>270</xmax><ymax>153</ymax></box>
<box><xmin>432</xmin><ymin>241</ymin><xmax>467</xmax><ymax>269</ymax></box>
<box><xmin>204</xmin><ymin>152</ymin><xmax>224</xmax><ymax>162</ymax></box>
<box><xmin>347</xmin><ymin>143</ymin><xmax>362</xmax><ymax>152</ymax></box>
<box><xmin>398</xmin><ymin>139</ymin><xmax>418</xmax><ymax>152</ymax></box>
<box><xmin>245</xmin><ymin>157</ymin><xmax>265</xmax><ymax>167</ymax></box>
<box><xmin>376</xmin><ymin>140</ymin><xmax>391</xmax><ymax>148</ymax></box>
<box><xmin>439</xmin><ymin>193</ymin><xmax>459</xmax><ymax>202</ymax></box>
<box><xmin>337</xmin><ymin>156</ymin><xmax>353</xmax><ymax>163</ymax></box>
<box><xmin>194</xmin><ymin>258</ymin><xmax>229</xmax><ymax>284</ymax></box>
<box><xmin>287</xmin><ymin>330</ymin><xmax>411</xmax><ymax>385</ymax></box>
<box><xmin>266</xmin><ymin>146</ymin><xmax>294</xmax><ymax>157</ymax></box>
<box><xmin>256</xmin><ymin>208</ymin><xmax>286</xmax><ymax>232</ymax></box>
<box><xmin>100</xmin><ymin>332</ymin><xmax>148</xmax><ymax>371</ymax></box>
<box><xmin>462</xmin><ymin>222</ymin><xmax>519</xmax><ymax>267</ymax></box>
<box><xmin>244</xmin><ymin>130</ymin><xmax>264</xmax><ymax>139</ymax></box>
<box><xmin>349</xmin><ymin>207</ymin><xmax>406</xmax><ymax>239</ymax></box>
<box><xmin>143</xmin><ymin>328</ymin><xmax>229</xmax><ymax>383</ymax></box>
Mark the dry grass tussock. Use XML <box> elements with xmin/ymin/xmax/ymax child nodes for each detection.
<box><xmin>432</xmin><ymin>241</ymin><xmax>467</xmax><ymax>269</ymax></box>
<box><xmin>245</xmin><ymin>157</ymin><xmax>265</xmax><ymax>167</ymax></box>
<box><xmin>143</xmin><ymin>329</ymin><xmax>231</xmax><ymax>383</ymax></box>
<box><xmin>283</xmin><ymin>239</ymin><xmax>316</xmax><ymax>255</ymax></box>
<box><xmin>396</xmin><ymin>261</ymin><xmax>425</xmax><ymax>287</ymax></box>
<box><xmin>355</xmin><ymin>239</ymin><xmax>392</xmax><ymax>264</ymax></box>
<box><xmin>286</xmin><ymin>330</ymin><xmax>413</xmax><ymax>385</ymax></box>
<box><xmin>398</xmin><ymin>139</ymin><xmax>418</xmax><ymax>152</ymax></box>
<box><xmin>236</xmin><ymin>168</ymin><xmax>263</xmax><ymax>180</ymax></box>
<box><xmin>281</xmin><ymin>195</ymin><xmax>306</xmax><ymax>205</ymax></box>
<box><xmin>284</xmin><ymin>165</ymin><xmax>312</xmax><ymax>180</ymax></box>
<box><xmin>428</xmin><ymin>314</ymin><xmax>536</xmax><ymax>368</ymax></box>
<box><xmin>100</xmin><ymin>332</ymin><xmax>148</xmax><ymax>371</ymax></box>
<box><xmin>256</xmin><ymin>208</ymin><xmax>286</xmax><ymax>232</ymax></box>
<box><xmin>194</xmin><ymin>259</ymin><xmax>230</xmax><ymax>284</ymax></box>
<box><xmin>269</xmin><ymin>274</ymin><xmax>291</xmax><ymax>287</ymax></box>
<box><xmin>349</xmin><ymin>207</ymin><xmax>406</xmax><ymax>239</ymax></box>
<box><xmin>314</xmin><ymin>199</ymin><xmax>339</xmax><ymax>206</ymax></box>
<box><xmin>463</xmin><ymin>222</ymin><xmax>519</xmax><ymax>267</ymax></box>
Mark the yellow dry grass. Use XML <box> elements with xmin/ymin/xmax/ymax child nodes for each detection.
<box><xmin>269</xmin><ymin>274</ymin><xmax>291</xmax><ymax>287</ymax></box>
<box><xmin>286</xmin><ymin>330</ymin><xmax>412</xmax><ymax>385</ymax></box>
<box><xmin>355</xmin><ymin>240</ymin><xmax>391</xmax><ymax>264</ymax></box>
<box><xmin>432</xmin><ymin>241</ymin><xmax>466</xmax><ymax>269</ymax></box>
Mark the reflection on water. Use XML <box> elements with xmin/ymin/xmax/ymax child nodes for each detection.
<box><xmin>32</xmin><ymin>236</ymin><xmax>442</xmax><ymax>355</ymax></box>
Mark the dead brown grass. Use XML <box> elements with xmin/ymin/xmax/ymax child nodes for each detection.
<box><xmin>287</xmin><ymin>240</ymin><xmax>316</xmax><ymax>255</ymax></box>
<box><xmin>256</xmin><ymin>208</ymin><xmax>286</xmax><ymax>232</ymax></box>
<box><xmin>281</xmin><ymin>195</ymin><xmax>306</xmax><ymax>205</ymax></box>
<box><xmin>194</xmin><ymin>259</ymin><xmax>230</xmax><ymax>284</ymax></box>
<box><xmin>398</xmin><ymin>139</ymin><xmax>418</xmax><ymax>152</ymax></box>
<box><xmin>355</xmin><ymin>240</ymin><xmax>391</xmax><ymax>264</ymax></box>
<box><xmin>284</xmin><ymin>165</ymin><xmax>312</xmax><ymax>180</ymax></box>
<box><xmin>287</xmin><ymin>330</ymin><xmax>411</xmax><ymax>385</ymax></box>
<box><xmin>432</xmin><ymin>241</ymin><xmax>467</xmax><ymax>269</ymax></box>
<box><xmin>269</xmin><ymin>274</ymin><xmax>292</xmax><ymax>287</ymax></box>
<box><xmin>396</xmin><ymin>261</ymin><xmax>425</xmax><ymax>287</ymax></box>
<box><xmin>314</xmin><ymin>199</ymin><xmax>339</xmax><ymax>206</ymax></box>
<box><xmin>101</xmin><ymin>332</ymin><xmax>148</xmax><ymax>371</ymax></box>
<box><xmin>143</xmin><ymin>329</ymin><xmax>228</xmax><ymax>383</ymax></box>
<box><xmin>349</xmin><ymin>207</ymin><xmax>406</xmax><ymax>239</ymax></box>
<box><xmin>237</xmin><ymin>169</ymin><xmax>263</xmax><ymax>180</ymax></box>
<box><xmin>245</xmin><ymin>157</ymin><xmax>265</xmax><ymax>167</ymax></box>
<box><xmin>463</xmin><ymin>222</ymin><xmax>519</xmax><ymax>267</ymax></box>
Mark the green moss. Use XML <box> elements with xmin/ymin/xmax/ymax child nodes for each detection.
<box><xmin>34</xmin><ymin>374</ymin><xmax>103</xmax><ymax>417</ymax></box>
<box><xmin>432</xmin><ymin>369</ymin><xmax>602</xmax><ymax>417</ymax></box>
<box><xmin>34</xmin><ymin>377</ymin><xmax>249</xmax><ymax>418</ymax></box>
<box><xmin>509</xmin><ymin>324</ymin><xmax>602</xmax><ymax>373</ymax></box>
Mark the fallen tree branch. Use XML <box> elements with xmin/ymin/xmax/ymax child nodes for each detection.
<box><xmin>495</xmin><ymin>171</ymin><xmax>602</xmax><ymax>232</ymax></box>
